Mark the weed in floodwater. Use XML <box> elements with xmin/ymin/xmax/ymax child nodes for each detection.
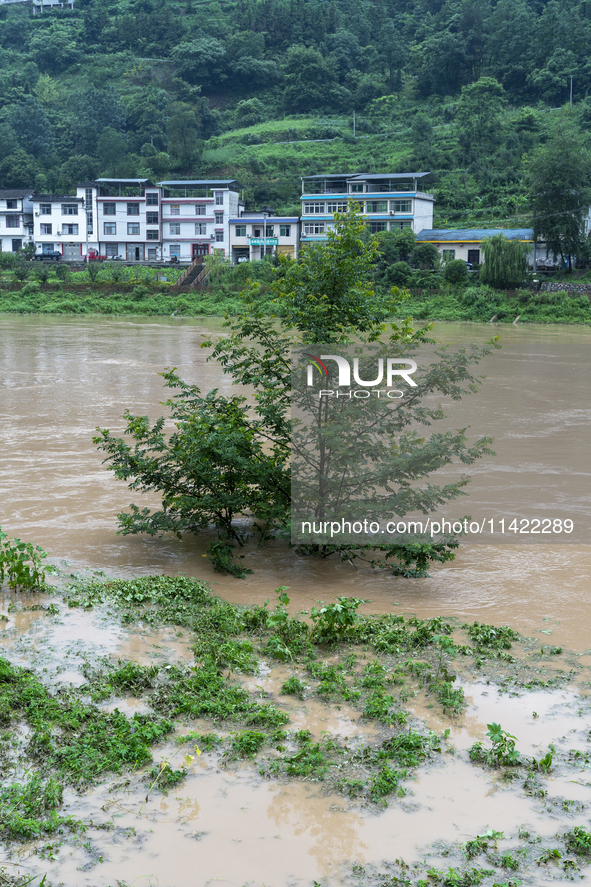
<box><xmin>462</xmin><ymin>621</ymin><xmax>519</xmax><ymax>655</ymax></box>
<box><xmin>563</xmin><ymin>826</ymin><xmax>591</xmax><ymax>856</ymax></box>
<box><xmin>146</xmin><ymin>762</ymin><xmax>187</xmax><ymax>791</ymax></box>
<box><xmin>280</xmin><ymin>675</ymin><xmax>306</xmax><ymax>698</ymax></box>
<box><xmin>81</xmin><ymin>660</ymin><xmax>160</xmax><ymax>702</ymax></box>
<box><xmin>469</xmin><ymin>723</ymin><xmax>521</xmax><ymax>768</ymax></box>
<box><xmin>0</xmin><ymin>529</ymin><xmax>54</xmax><ymax>592</ymax></box>
<box><xmin>0</xmin><ymin>657</ymin><xmax>173</xmax><ymax>787</ymax></box>
<box><xmin>177</xmin><ymin>732</ymin><xmax>222</xmax><ymax>752</ymax></box>
<box><xmin>368</xmin><ymin>764</ymin><xmax>406</xmax><ymax>800</ymax></box>
<box><xmin>463</xmin><ymin>829</ymin><xmax>504</xmax><ymax>859</ymax></box>
<box><xmin>283</xmin><ymin>732</ymin><xmax>338</xmax><ymax>779</ymax></box>
<box><xmin>0</xmin><ymin>774</ymin><xmax>77</xmax><ymax>842</ymax></box>
<box><xmin>228</xmin><ymin>730</ymin><xmax>267</xmax><ymax>758</ymax></box>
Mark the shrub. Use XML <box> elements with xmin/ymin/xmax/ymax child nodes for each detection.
<box><xmin>385</xmin><ymin>261</ymin><xmax>414</xmax><ymax>286</ymax></box>
<box><xmin>444</xmin><ymin>259</ymin><xmax>468</xmax><ymax>285</ymax></box>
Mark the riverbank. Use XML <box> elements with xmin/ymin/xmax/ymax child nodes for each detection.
<box><xmin>2</xmin><ymin>569</ymin><xmax>591</xmax><ymax>887</ymax></box>
<box><xmin>0</xmin><ymin>284</ymin><xmax>590</xmax><ymax>324</ymax></box>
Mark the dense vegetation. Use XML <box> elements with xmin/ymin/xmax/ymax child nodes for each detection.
<box><xmin>2</xmin><ymin>0</ymin><xmax>591</xmax><ymax>229</ymax></box>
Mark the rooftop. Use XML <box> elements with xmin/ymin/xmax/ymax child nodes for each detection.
<box><xmin>0</xmin><ymin>189</ymin><xmax>35</xmax><ymax>199</ymax></box>
<box><xmin>33</xmin><ymin>194</ymin><xmax>83</xmax><ymax>202</ymax></box>
<box><xmin>416</xmin><ymin>228</ymin><xmax>534</xmax><ymax>242</ymax></box>
<box><xmin>157</xmin><ymin>179</ymin><xmax>239</xmax><ymax>187</ymax></box>
<box><xmin>95</xmin><ymin>178</ymin><xmax>154</xmax><ymax>185</ymax></box>
<box><xmin>301</xmin><ymin>172</ymin><xmax>430</xmax><ymax>180</ymax></box>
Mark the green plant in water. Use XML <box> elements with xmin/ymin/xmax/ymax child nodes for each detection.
<box><xmin>563</xmin><ymin>826</ymin><xmax>591</xmax><ymax>856</ymax></box>
<box><xmin>310</xmin><ymin>596</ymin><xmax>367</xmax><ymax>643</ymax></box>
<box><xmin>469</xmin><ymin>722</ymin><xmax>520</xmax><ymax>767</ymax></box>
<box><xmin>0</xmin><ymin>529</ymin><xmax>53</xmax><ymax>590</ymax></box>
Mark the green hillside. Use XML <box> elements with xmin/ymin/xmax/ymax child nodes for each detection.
<box><xmin>1</xmin><ymin>0</ymin><xmax>591</xmax><ymax>226</ymax></box>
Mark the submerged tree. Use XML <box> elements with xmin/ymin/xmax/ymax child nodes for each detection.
<box><xmin>95</xmin><ymin>206</ymin><xmax>497</xmax><ymax>577</ymax></box>
<box><xmin>480</xmin><ymin>234</ymin><xmax>529</xmax><ymax>289</ymax></box>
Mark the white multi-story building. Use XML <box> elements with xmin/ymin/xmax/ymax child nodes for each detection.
<box><xmin>0</xmin><ymin>189</ymin><xmax>34</xmax><ymax>254</ymax></box>
<box><xmin>157</xmin><ymin>179</ymin><xmax>242</xmax><ymax>261</ymax></box>
<box><xmin>95</xmin><ymin>178</ymin><xmax>161</xmax><ymax>261</ymax></box>
<box><xmin>300</xmin><ymin>172</ymin><xmax>434</xmax><ymax>244</ymax></box>
<box><xmin>31</xmin><ymin>193</ymin><xmax>88</xmax><ymax>259</ymax></box>
<box><xmin>229</xmin><ymin>211</ymin><xmax>299</xmax><ymax>263</ymax></box>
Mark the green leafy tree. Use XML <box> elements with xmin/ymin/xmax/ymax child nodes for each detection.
<box><xmin>528</xmin><ymin>117</ymin><xmax>591</xmax><ymax>269</ymax></box>
<box><xmin>281</xmin><ymin>45</ymin><xmax>338</xmax><ymax>112</ymax></box>
<box><xmin>95</xmin><ymin>209</ymin><xmax>496</xmax><ymax>578</ymax></box>
<box><xmin>167</xmin><ymin>103</ymin><xmax>201</xmax><ymax>164</ymax></box>
<box><xmin>480</xmin><ymin>235</ymin><xmax>528</xmax><ymax>289</ymax></box>
<box><xmin>29</xmin><ymin>22</ymin><xmax>81</xmax><ymax>73</ymax></box>
<box><xmin>97</xmin><ymin>127</ymin><xmax>129</xmax><ymax>173</ymax></box>
<box><xmin>455</xmin><ymin>76</ymin><xmax>506</xmax><ymax>156</ymax></box>
<box><xmin>171</xmin><ymin>38</ymin><xmax>227</xmax><ymax>86</ymax></box>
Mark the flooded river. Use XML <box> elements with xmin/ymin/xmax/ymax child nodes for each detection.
<box><xmin>0</xmin><ymin>315</ymin><xmax>590</xmax><ymax>649</ymax></box>
<box><xmin>1</xmin><ymin>315</ymin><xmax>591</xmax><ymax>887</ymax></box>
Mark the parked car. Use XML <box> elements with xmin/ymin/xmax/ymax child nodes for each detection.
<box><xmin>34</xmin><ymin>251</ymin><xmax>62</xmax><ymax>261</ymax></box>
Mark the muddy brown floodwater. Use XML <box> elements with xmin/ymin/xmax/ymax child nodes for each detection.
<box><xmin>0</xmin><ymin>316</ymin><xmax>590</xmax><ymax>649</ymax></box>
<box><xmin>1</xmin><ymin>315</ymin><xmax>591</xmax><ymax>887</ymax></box>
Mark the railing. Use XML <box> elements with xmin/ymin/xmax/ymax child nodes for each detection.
<box><xmin>174</xmin><ymin>256</ymin><xmax>200</xmax><ymax>288</ymax></box>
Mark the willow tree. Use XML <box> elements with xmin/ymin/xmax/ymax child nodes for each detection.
<box><xmin>480</xmin><ymin>234</ymin><xmax>528</xmax><ymax>289</ymax></box>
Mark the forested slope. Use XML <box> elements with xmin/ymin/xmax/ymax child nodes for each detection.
<box><xmin>1</xmin><ymin>0</ymin><xmax>591</xmax><ymax>224</ymax></box>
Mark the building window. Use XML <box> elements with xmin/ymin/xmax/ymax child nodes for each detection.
<box><xmin>146</xmin><ymin>193</ymin><xmax>159</xmax><ymax>206</ymax></box>
<box><xmin>169</xmin><ymin>222</ymin><xmax>181</xmax><ymax>235</ymax></box>
<box><xmin>442</xmin><ymin>249</ymin><xmax>456</xmax><ymax>261</ymax></box>
<box><xmin>369</xmin><ymin>221</ymin><xmax>387</xmax><ymax>233</ymax></box>
<box><xmin>350</xmin><ymin>184</ymin><xmax>364</xmax><ymax>193</ymax></box>
<box><xmin>195</xmin><ymin>223</ymin><xmax>207</xmax><ymax>235</ymax></box>
<box><xmin>391</xmin><ymin>200</ymin><xmax>412</xmax><ymax>213</ymax></box>
<box><xmin>214</xmin><ymin>191</ymin><xmax>223</xmax><ymax>205</ymax></box>
<box><xmin>40</xmin><ymin>223</ymin><xmax>52</xmax><ymax>235</ymax></box>
<box><xmin>303</xmin><ymin>202</ymin><xmax>324</xmax><ymax>214</ymax></box>
<box><xmin>146</xmin><ymin>212</ymin><xmax>159</xmax><ymax>224</ymax></box>
<box><xmin>104</xmin><ymin>223</ymin><xmax>116</xmax><ymax>235</ymax></box>
<box><xmin>42</xmin><ymin>243</ymin><xmax>54</xmax><ymax>253</ymax></box>
<box><xmin>253</xmin><ymin>228</ymin><xmax>261</xmax><ymax>237</ymax></box>
<box><xmin>106</xmin><ymin>244</ymin><xmax>118</xmax><ymax>257</ymax></box>
<box><xmin>326</xmin><ymin>202</ymin><xmax>348</xmax><ymax>213</ymax></box>
<box><xmin>215</xmin><ymin>213</ymin><xmax>223</xmax><ymax>225</ymax></box>
<box><xmin>147</xmin><ymin>230</ymin><xmax>159</xmax><ymax>240</ymax></box>
<box><xmin>279</xmin><ymin>224</ymin><xmax>291</xmax><ymax>237</ymax></box>
<box><xmin>367</xmin><ymin>201</ymin><xmax>388</xmax><ymax>213</ymax></box>
<box><xmin>390</xmin><ymin>220</ymin><xmax>412</xmax><ymax>230</ymax></box>
<box><xmin>62</xmin><ymin>204</ymin><xmax>78</xmax><ymax>215</ymax></box>
<box><xmin>147</xmin><ymin>247</ymin><xmax>157</xmax><ymax>259</ymax></box>
<box><xmin>303</xmin><ymin>221</ymin><xmax>325</xmax><ymax>235</ymax></box>
<box><xmin>235</xmin><ymin>225</ymin><xmax>246</xmax><ymax>237</ymax></box>
<box><xmin>265</xmin><ymin>225</ymin><xmax>274</xmax><ymax>236</ymax></box>
<box><xmin>64</xmin><ymin>224</ymin><xmax>79</xmax><ymax>235</ymax></box>
<box><xmin>6</xmin><ymin>216</ymin><xmax>20</xmax><ymax>228</ymax></box>
<box><xmin>103</xmin><ymin>203</ymin><xmax>116</xmax><ymax>215</ymax></box>
<box><xmin>40</xmin><ymin>204</ymin><xmax>52</xmax><ymax>215</ymax></box>
<box><xmin>169</xmin><ymin>243</ymin><xmax>180</xmax><ymax>256</ymax></box>
<box><xmin>6</xmin><ymin>200</ymin><xmax>17</xmax><ymax>209</ymax></box>
<box><xmin>170</xmin><ymin>205</ymin><xmax>180</xmax><ymax>215</ymax></box>
<box><xmin>127</xmin><ymin>203</ymin><xmax>140</xmax><ymax>215</ymax></box>
<box><xmin>196</xmin><ymin>204</ymin><xmax>206</xmax><ymax>215</ymax></box>
<box><xmin>127</xmin><ymin>223</ymin><xmax>139</xmax><ymax>235</ymax></box>
<box><xmin>213</xmin><ymin>231</ymin><xmax>223</xmax><ymax>242</ymax></box>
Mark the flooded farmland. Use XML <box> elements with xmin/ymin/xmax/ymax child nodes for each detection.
<box><xmin>1</xmin><ymin>315</ymin><xmax>591</xmax><ymax>886</ymax></box>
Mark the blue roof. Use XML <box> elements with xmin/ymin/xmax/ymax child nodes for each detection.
<box><xmin>416</xmin><ymin>228</ymin><xmax>533</xmax><ymax>241</ymax></box>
